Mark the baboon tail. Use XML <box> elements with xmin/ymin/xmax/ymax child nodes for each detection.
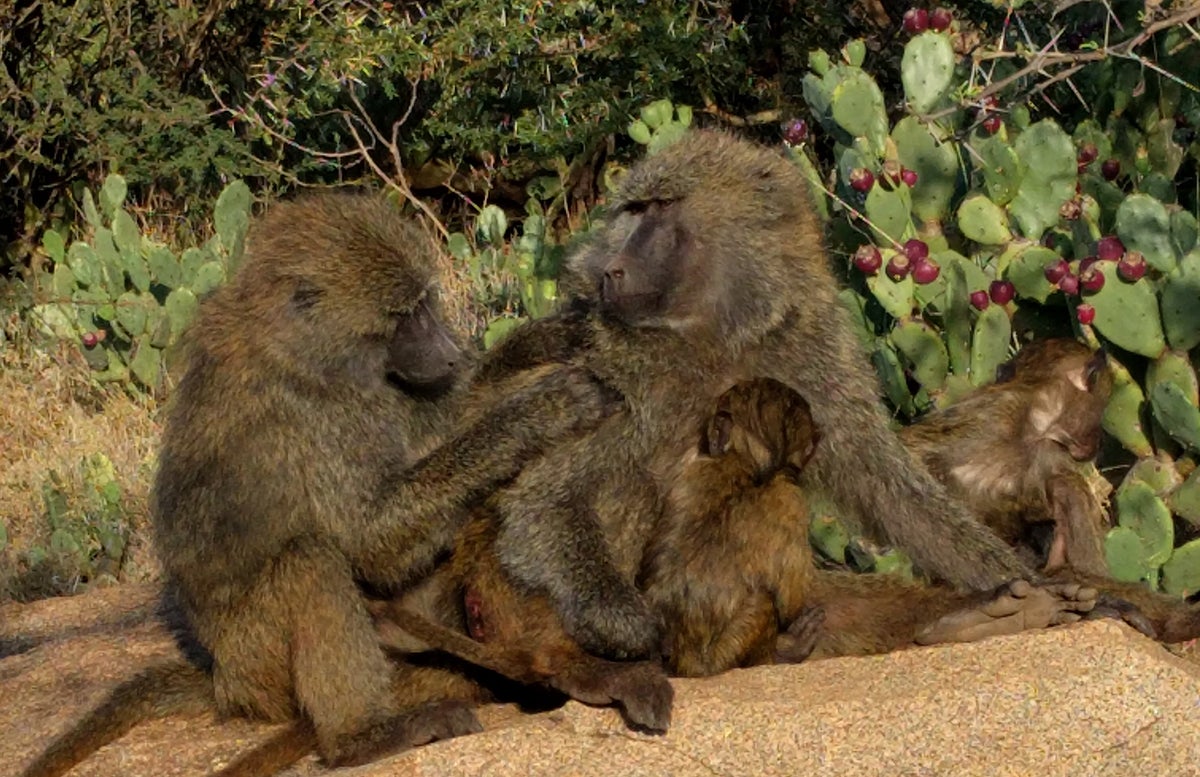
<box><xmin>1065</xmin><ymin>573</ymin><xmax>1200</xmax><ymax>643</ymax></box>
<box><xmin>211</xmin><ymin>721</ymin><xmax>317</xmax><ymax>777</ymax></box>
<box><xmin>21</xmin><ymin>658</ymin><xmax>212</xmax><ymax>777</ymax></box>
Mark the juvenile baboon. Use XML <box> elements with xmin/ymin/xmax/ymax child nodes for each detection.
<box><xmin>21</xmin><ymin>193</ymin><xmax>617</xmax><ymax>777</ymax></box>
<box><xmin>641</xmin><ymin>378</ymin><xmax>1099</xmax><ymax>673</ymax></box>
<box><xmin>489</xmin><ymin>129</ymin><xmax>1045</xmax><ymax>662</ymax></box>
<box><xmin>901</xmin><ymin>337</ymin><xmax>1200</xmax><ymax>642</ymax></box>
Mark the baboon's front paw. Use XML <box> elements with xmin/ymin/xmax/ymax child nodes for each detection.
<box><xmin>1084</xmin><ymin>593</ymin><xmax>1157</xmax><ymax>638</ymax></box>
<box><xmin>775</xmin><ymin>606</ymin><xmax>825</xmax><ymax>663</ymax></box>
<box><xmin>553</xmin><ymin>659</ymin><xmax>673</xmax><ymax>734</ymax></box>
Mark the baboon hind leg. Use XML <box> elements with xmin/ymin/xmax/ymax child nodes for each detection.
<box><xmin>217</xmin><ymin>537</ymin><xmax>480</xmax><ymax>767</ymax></box>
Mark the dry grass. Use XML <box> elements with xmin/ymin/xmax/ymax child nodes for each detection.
<box><xmin>0</xmin><ymin>314</ymin><xmax>162</xmax><ymax>602</ymax></box>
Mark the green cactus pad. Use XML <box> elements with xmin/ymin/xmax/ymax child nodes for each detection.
<box><xmin>809</xmin><ymin>514</ymin><xmax>850</xmax><ymax>564</ymax></box>
<box><xmin>640</xmin><ymin>99</ymin><xmax>674</xmax><ymax>130</ymax></box>
<box><xmin>969</xmin><ymin>303</ymin><xmax>1011</xmax><ymax>386</ymax></box>
<box><xmin>51</xmin><ymin>263</ymin><xmax>75</xmax><ymax>299</ymax></box>
<box><xmin>1170</xmin><ymin>211</ymin><xmax>1198</xmax><ymax>260</ymax></box>
<box><xmin>1169</xmin><ymin>468</ymin><xmax>1200</xmax><ymax>527</ymax></box>
<box><xmin>836</xmin><ymin>289</ymin><xmax>875</xmax><ymax>350</ymax></box>
<box><xmin>892</xmin><ymin>117</ymin><xmax>958</xmax><ymax>222</ymax></box>
<box><xmin>864</xmin><ymin>185</ymin><xmax>913</xmax><ymax>244</ymax></box>
<box><xmin>476</xmin><ymin>205</ymin><xmax>508</xmax><ymax>245</ymax></box>
<box><xmin>128</xmin><ymin>337</ymin><xmax>161</xmax><ymax>388</ymax></box>
<box><xmin>1102</xmin><ymin>361</ymin><xmax>1153</xmax><ymax>457</ymax></box>
<box><xmin>82</xmin><ymin>189</ymin><xmax>102</xmax><ymax>229</ymax></box>
<box><xmin>1149</xmin><ymin>382</ymin><xmax>1200</xmax><ymax>451</ymax></box>
<box><xmin>1115</xmin><ymin>481</ymin><xmax>1175</xmax><ymax>567</ymax></box>
<box><xmin>958</xmin><ymin>194</ymin><xmax>1012</xmax><ymax>245</ymax></box>
<box><xmin>1147</xmin><ymin>350</ymin><xmax>1199</xmax><ymax>406</ymax></box>
<box><xmin>99</xmin><ymin>174</ymin><xmax>128</xmax><ymax>218</ymax></box>
<box><xmin>192</xmin><ymin>262</ymin><xmax>226</xmax><ymax>297</ymax></box>
<box><xmin>1118</xmin><ymin>456</ymin><xmax>1183</xmax><ymax>498</ymax></box>
<box><xmin>1002</xmin><ymin>245</ymin><xmax>1058</xmax><ymax>303</ymax></box>
<box><xmin>941</xmin><ymin>256</ymin><xmax>975</xmax><ymax>374</ymax></box>
<box><xmin>43</xmin><ymin>229</ymin><xmax>65</xmax><ymax>265</ymax></box>
<box><xmin>866</xmin><ymin>257</ymin><xmax>915</xmax><ymax>319</ymax></box>
<box><xmin>214</xmin><ymin>180</ymin><xmax>251</xmax><ymax>261</ymax></box>
<box><xmin>112</xmin><ymin>209</ymin><xmax>141</xmax><ymax>261</ymax></box>
<box><xmin>787</xmin><ymin>149</ymin><xmax>831</xmax><ymax>221</ymax></box>
<box><xmin>872</xmin><ymin>549</ymin><xmax>914</xmax><ymax>579</ymax></box>
<box><xmin>901</xmin><ymin>32</ymin><xmax>956</xmax><ymax>114</ymax></box>
<box><xmin>1009</xmin><ymin>121</ymin><xmax>1077</xmax><ymax>239</ymax></box>
<box><xmin>1104</xmin><ymin>526</ymin><xmax>1154</xmax><ymax>583</ymax></box>
<box><xmin>873</xmin><ymin>344</ymin><xmax>917</xmax><ymax>416</ymax></box>
<box><xmin>1147</xmin><ymin>118</ymin><xmax>1184</xmax><ymax>180</ymax></box>
<box><xmin>808</xmin><ymin>49</ymin><xmax>832</xmax><ymax>77</ymax></box>
<box><xmin>1162</xmin><ymin>250</ymin><xmax>1200</xmax><ymax>351</ymax></box>
<box><xmin>974</xmin><ymin>135</ymin><xmax>1021</xmax><ymax>207</ymax></box>
<box><xmin>115</xmin><ymin>291</ymin><xmax>149</xmax><ymax>338</ymax></box>
<box><xmin>831</xmin><ymin>71</ymin><xmax>888</xmax><ymax>155</ymax></box>
<box><xmin>1161</xmin><ymin>539</ymin><xmax>1200</xmax><ymax>598</ymax></box>
<box><xmin>1115</xmin><ymin>194</ymin><xmax>1175</xmax><ymax>272</ymax></box>
<box><xmin>148</xmin><ymin>247</ymin><xmax>183</xmax><ymax>289</ymax></box>
<box><xmin>842</xmin><ymin>39</ymin><xmax>866</xmax><ymax>67</ymax></box>
<box><xmin>1072</xmin><ymin>120</ymin><xmax>1114</xmax><ymax>163</ymax></box>
<box><xmin>891</xmin><ymin>320</ymin><xmax>949</xmax><ymax>391</ymax></box>
<box><xmin>180</xmin><ymin>247</ymin><xmax>209</xmax><ymax>278</ymax></box>
<box><xmin>1085</xmin><ymin>260</ymin><xmax>1165</xmax><ymax>358</ymax></box>
<box><xmin>161</xmin><ymin>289</ymin><xmax>196</xmax><ymax>340</ymax></box>
<box><xmin>483</xmin><ymin>316</ymin><xmax>524</xmax><ymax>350</ymax></box>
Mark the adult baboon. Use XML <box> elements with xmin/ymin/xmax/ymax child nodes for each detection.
<box><xmin>20</xmin><ymin>192</ymin><xmax>617</xmax><ymax>777</ymax></box>
<box><xmin>489</xmin><ymin>129</ymin><xmax>1045</xmax><ymax>661</ymax></box>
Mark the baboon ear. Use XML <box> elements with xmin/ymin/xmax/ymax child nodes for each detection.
<box><xmin>788</xmin><ymin>429</ymin><xmax>821</xmax><ymax>472</ymax></box>
<box><xmin>1084</xmin><ymin>346</ymin><xmax>1107</xmax><ymax>389</ymax></box>
<box><xmin>706</xmin><ymin>411</ymin><xmax>734</xmax><ymax>457</ymax></box>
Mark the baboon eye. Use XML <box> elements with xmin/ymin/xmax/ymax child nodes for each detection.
<box><xmin>291</xmin><ymin>283</ymin><xmax>323</xmax><ymax>310</ymax></box>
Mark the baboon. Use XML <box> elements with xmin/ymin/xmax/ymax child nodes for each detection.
<box><xmin>375</xmin><ymin>379</ymin><xmax>1094</xmax><ymax>699</ymax></box>
<box><xmin>901</xmin><ymin>337</ymin><xmax>1200</xmax><ymax>643</ymax></box>
<box><xmin>488</xmin><ymin>129</ymin><xmax>1051</xmax><ymax>662</ymax></box>
<box><xmin>21</xmin><ymin>193</ymin><xmax>618</xmax><ymax>777</ymax></box>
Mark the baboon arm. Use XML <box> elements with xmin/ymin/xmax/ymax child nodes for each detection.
<box><xmin>1042</xmin><ymin>469</ymin><xmax>1109</xmax><ymax>578</ymax></box>
<box><xmin>472</xmin><ymin>303</ymin><xmax>592</xmax><ymax>387</ymax></box>
<box><xmin>354</xmin><ymin>366</ymin><xmax>615</xmax><ymax>585</ymax></box>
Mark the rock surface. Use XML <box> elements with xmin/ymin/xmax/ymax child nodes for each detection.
<box><xmin>3</xmin><ymin>583</ymin><xmax>1199</xmax><ymax>777</ymax></box>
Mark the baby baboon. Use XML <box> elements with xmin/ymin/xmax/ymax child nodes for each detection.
<box><xmin>902</xmin><ymin>337</ymin><xmax>1200</xmax><ymax>642</ymax></box>
<box><xmin>21</xmin><ymin>193</ymin><xmax>618</xmax><ymax>777</ymax></box>
<box><xmin>642</xmin><ymin>378</ymin><xmax>1099</xmax><ymax>674</ymax></box>
<box><xmin>490</xmin><ymin>129</ymin><xmax>1040</xmax><ymax>662</ymax></box>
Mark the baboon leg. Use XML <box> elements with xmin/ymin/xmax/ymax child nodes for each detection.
<box><xmin>1049</xmin><ymin>571</ymin><xmax>1200</xmax><ymax>642</ymax></box>
<box><xmin>805</xmin><ymin>572</ymin><xmax>1098</xmax><ymax>657</ymax></box>
<box><xmin>774</xmin><ymin>606</ymin><xmax>826</xmax><ymax>664</ymax></box>
<box><xmin>1044</xmin><ymin>471</ymin><xmax>1109</xmax><ymax>578</ymax></box>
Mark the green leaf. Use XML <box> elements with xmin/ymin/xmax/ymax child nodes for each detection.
<box><xmin>1009</xmin><ymin>120</ymin><xmax>1077</xmax><ymax>239</ymax></box>
<box><xmin>1086</xmin><ymin>260</ymin><xmax>1166</xmax><ymax>358</ymax></box>
<box><xmin>957</xmin><ymin>194</ymin><xmax>1012</xmax><ymax>245</ymax></box>
<box><xmin>901</xmin><ymin>32</ymin><xmax>956</xmax><ymax>114</ymax></box>
<box><xmin>99</xmin><ymin>174</ymin><xmax>128</xmax><ymax>218</ymax></box>
<box><xmin>1116</xmin><ymin>194</ymin><xmax>1176</xmax><ymax>272</ymax></box>
<box><xmin>1162</xmin><ymin>539</ymin><xmax>1200</xmax><ymax>598</ymax></box>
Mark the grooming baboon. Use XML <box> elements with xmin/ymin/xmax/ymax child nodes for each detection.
<box><xmin>377</xmin><ymin>379</ymin><xmax>1095</xmax><ymax>694</ymax></box>
<box><xmin>489</xmin><ymin>129</ymin><xmax>1044</xmax><ymax>662</ymax></box>
<box><xmin>901</xmin><ymin>337</ymin><xmax>1200</xmax><ymax>643</ymax></box>
<box><xmin>21</xmin><ymin>193</ymin><xmax>618</xmax><ymax>777</ymax></box>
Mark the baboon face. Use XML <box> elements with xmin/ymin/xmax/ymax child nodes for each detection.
<box><xmin>593</xmin><ymin>201</ymin><xmax>694</xmax><ymax>325</ymax></box>
<box><xmin>1017</xmin><ymin>341</ymin><xmax>1112</xmax><ymax>461</ymax></box>
<box><xmin>385</xmin><ymin>297</ymin><xmax>463</xmax><ymax>393</ymax></box>
<box><xmin>707</xmin><ymin>379</ymin><xmax>820</xmax><ymax>478</ymax></box>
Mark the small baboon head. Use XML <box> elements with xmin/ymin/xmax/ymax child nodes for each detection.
<box><xmin>567</xmin><ymin>130</ymin><xmax>820</xmax><ymax>349</ymax></box>
<box><xmin>228</xmin><ymin>193</ymin><xmax>463</xmax><ymax>394</ymax></box>
<box><xmin>1006</xmin><ymin>338</ymin><xmax>1112</xmax><ymax>461</ymax></box>
<box><xmin>706</xmin><ymin>378</ymin><xmax>820</xmax><ymax>481</ymax></box>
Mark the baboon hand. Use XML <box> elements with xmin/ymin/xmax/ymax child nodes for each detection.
<box><xmin>775</xmin><ymin>606</ymin><xmax>826</xmax><ymax>664</ymax></box>
<box><xmin>553</xmin><ymin>659</ymin><xmax>674</xmax><ymax>735</ymax></box>
<box><xmin>1084</xmin><ymin>592</ymin><xmax>1157</xmax><ymax>638</ymax></box>
<box><xmin>914</xmin><ymin>579</ymin><xmax>1098</xmax><ymax>645</ymax></box>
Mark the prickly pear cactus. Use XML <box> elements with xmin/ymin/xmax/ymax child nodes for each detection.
<box><xmin>33</xmin><ymin>173</ymin><xmax>250</xmax><ymax>391</ymax></box>
<box><xmin>795</xmin><ymin>16</ymin><xmax>1200</xmax><ymax>595</ymax></box>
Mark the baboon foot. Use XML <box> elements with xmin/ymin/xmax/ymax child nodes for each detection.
<box><xmin>1084</xmin><ymin>593</ymin><xmax>1157</xmax><ymax>638</ymax></box>
<box><xmin>327</xmin><ymin>700</ymin><xmax>482</xmax><ymax>767</ymax></box>
<box><xmin>914</xmin><ymin>580</ymin><xmax>1099</xmax><ymax>645</ymax></box>
<box><xmin>552</xmin><ymin>658</ymin><xmax>674</xmax><ymax>734</ymax></box>
<box><xmin>775</xmin><ymin>606</ymin><xmax>825</xmax><ymax>663</ymax></box>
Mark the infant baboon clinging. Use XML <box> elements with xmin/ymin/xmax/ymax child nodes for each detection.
<box><xmin>902</xmin><ymin>338</ymin><xmax>1200</xmax><ymax>643</ymax></box>
<box><xmin>489</xmin><ymin>129</ymin><xmax>1048</xmax><ymax>663</ymax></box>
<box><xmin>21</xmin><ymin>193</ymin><xmax>618</xmax><ymax>777</ymax></box>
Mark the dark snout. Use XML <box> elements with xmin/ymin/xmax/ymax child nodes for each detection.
<box><xmin>387</xmin><ymin>303</ymin><xmax>463</xmax><ymax>390</ymax></box>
